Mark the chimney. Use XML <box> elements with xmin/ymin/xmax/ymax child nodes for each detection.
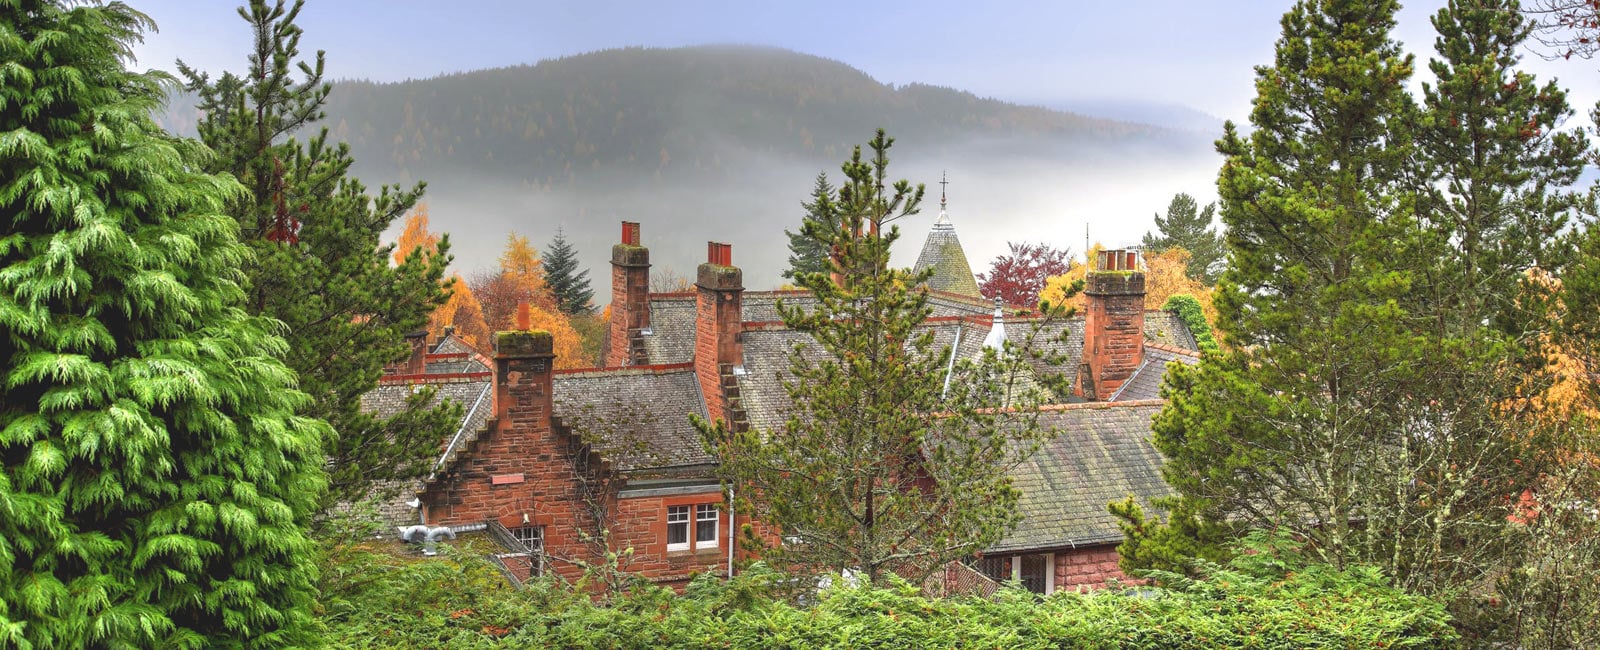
<box><xmin>492</xmin><ymin>319</ymin><xmax>556</xmax><ymax>428</ymax></box>
<box><xmin>404</xmin><ymin>329</ymin><xmax>428</xmax><ymax>375</ymax></box>
<box><xmin>1076</xmin><ymin>248</ymin><xmax>1145</xmax><ymax>401</ymax></box>
<box><xmin>607</xmin><ymin>221</ymin><xmax>650</xmax><ymax>367</ymax></box>
<box><xmin>696</xmin><ymin>242</ymin><xmax>743</xmax><ymax>425</ymax></box>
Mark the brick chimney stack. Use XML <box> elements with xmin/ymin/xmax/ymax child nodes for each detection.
<box><xmin>404</xmin><ymin>329</ymin><xmax>428</xmax><ymax>375</ymax></box>
<box><xmin>1076</xmin><ymin>249</ymin><xmax>1145</xmax><ymax>401</ymax></box>
<box><xmin>607</xmin><ymin>221</ymin><xmax>650</xmax><ymax>367</ymax></box>
<box><xmin>696</xmin><ymin>242</ymin><xmax>743</xmax><ymax>425</ymax></box>
<box><xmin>493</xmin><ymin>326</ymin><xmax>556</xmax><ymax>430</ymax></box>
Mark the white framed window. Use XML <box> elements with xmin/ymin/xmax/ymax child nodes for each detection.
<box><xmin>666</xmin><ymin>505</ymin><xmax>691</xmax><ymax>552</ymax></box>
<box><xmin>695</xmin><ymin>504</ymin><xmax>719</xmax><ymax>547</ymax></box>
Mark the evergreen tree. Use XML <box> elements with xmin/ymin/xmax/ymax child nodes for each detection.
<box><xmin>781</xmin><ymin>172</ymin><xmax>834</xmax><ymax>280</ymax></box>
<box><xmin>543</xmin><ymin>227</ymin><xmax>593</xmax><ymax>315</ymax></box>
<box><xmin>1417</xmin><ymin>0</ymin><xmax>1591</xmax><ymax>330</ymax></box>
<box><xmin>1</xmin><ymin>1</ymin><xmax>323</xmax><ymax>645</ymax></box>
<box><xmin>1140</xmin><ymin>192</ymin><xmax>1223</xmax><ymax>284</ymax></box>
<box><xmin>1134</xmin><ymin>0</ymin><xmax>1422</xmax><ymax>572</ymax></box>
<box><xmin>701</xmin><ymin>131</ymin><xmax>1057</xmax><ymax>585</ymax></box>
<box><xmin>178</xmin><ymin>0</ymin><xmax>457</xmax><ymax>511</ymax></box>
<box><xmin>1124</xmin><ymin>0</ymin><xmax>1596</xmax><ymax>640</ymax></box>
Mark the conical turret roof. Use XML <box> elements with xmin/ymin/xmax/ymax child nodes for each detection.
<box><xmin>911</xmin><ymin>176</ymin><xmax>983</xmax><ymax>300</ymax></box>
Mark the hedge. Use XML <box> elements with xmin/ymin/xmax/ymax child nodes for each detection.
<box><xmin>319</xmin><ymin>536</ymin><xmax>1458</xmax><ymax>649</ymax></box>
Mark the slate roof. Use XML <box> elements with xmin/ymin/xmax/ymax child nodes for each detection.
<box><xmin>640</xmin><ymin>296</ymin><xmax>697</xmax><ymax>365</ymax></box>
<box><xmin>1111</xmin><ymin>344</ymin><xmax>1200</xmax><ymax>402</ymax></box>
<box><xmin>911</xmin><ymin>217</ymin><xmax>983</xmax><ymax>300</ymax></box>
<box><xmin>424</xmin><ymin>359</ymin><xmax>489</xmax><ymax>374</ymax></box>
<box><xmin>360</xmin><ymin>378</ymin><xmax>494</xmax><ymax>432</ymax></box>
<box><xmin>987</xmin><ymin>401</ymin><xmax>1171</xmax><ymax>553</ymax></box>
<box><xmin>1143</xmin><ymin>310</ymin><xmax>1198</xmax><ymax>351</ymax></box>
<box><xmin>553</xmin><ymin>367</ymin><xmax>713</xmax><ymax>472</ymax></box>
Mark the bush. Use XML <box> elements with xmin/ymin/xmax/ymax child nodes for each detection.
<box><xmin>319</xmin><ymin>539</ymin><xmax>1457</xmax><ymax>649</ymax></box>
<box><xmin>1161</xmin><ymin>294</ymin><xmax>1218</xmax><ymax>353</ymax></box>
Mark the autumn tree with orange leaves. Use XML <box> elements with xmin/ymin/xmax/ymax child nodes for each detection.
<box><xmin>470</xmin><ymin>233</ymin><xmax>589</xmax><ymax>368</ymax></box>
<box><xmin>1040</xmin><ymin>244</ymin><xmax>1216</xmax><ymax>325</ymax></box>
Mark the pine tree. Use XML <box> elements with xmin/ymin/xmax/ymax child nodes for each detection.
<box><xmin>543</xmin><ymin>227</ymin><xmax>593</xmax><ymax>315</ymax></box>
<box><xmin>1417</xmin><ymin>0</ymin><xmax>1591</xmax><ymax>331</ymax></box>
<box><xmin>178</xmin><ymin>0</ymin><xmax>457</xmax><ymax>511</ymax></box>
<box><xmin>1140</xmin><ymin>192</ymin><xmax>1223</xmax><ymax>284</ymax></box>
<box><xmin>1</xmin><ymin>1</ymin><xmax>322</xmax><ymax>645</ymax></box>
<box><xmin>1127</xmin><ymin>0</ymin><xmax>1424</xmax><ymax>572</ymax></box>
<box><xmin>701</xmin><ymin>131</ymin><xmax>1057</xmax><ymax>585</ymax></box>
<box><xmin>781</xmin><ymin>172</ymin><xmax>834</xmax><ymax>280</ymax></box>
<box><xmin>1125</xmin><ymin>0</ymin><xmax>1598</xmax><ymax>640</ymax></box>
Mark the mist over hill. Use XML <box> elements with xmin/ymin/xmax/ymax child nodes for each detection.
<box><xmin>162</xmin><ymin>45</ymin><xmax>1220</xmax><ymax>290</ymax></box>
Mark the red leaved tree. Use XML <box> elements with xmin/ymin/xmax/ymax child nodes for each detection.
<box><xmin>977</xmin><ymin>241</ymin><xmax>1073</xmax><ymax>307</ymax></box>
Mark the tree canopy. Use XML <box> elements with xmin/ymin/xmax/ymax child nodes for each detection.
<box><xmin>701</xmin><ymin>131</ymin><xmax>1061</xmax><ymax>585</ymax></box>
<box><xmin>1</xmin><ymin>1</ymin><xmax>324</xmax><ymax>644</ymax></box>
<box><xmin>1121</xmin><ymin>0</ymin><xmax>1600</xmax><ymax>644</ymax></box>
<box><xmin>1140</xmin><ymin>193</ymin><xmax>1222</xmax><ymax>284</ymax></box>
<box><xmin>178</xmin><ymin>0</ymin><xmax>457</xmax><ymax>512</ymax></box>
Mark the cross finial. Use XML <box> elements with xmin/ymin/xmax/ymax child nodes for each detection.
<box><xmin>940</xmin><ymin>171</ymin><xmax>949</xmax><ymax>211</ymax></box>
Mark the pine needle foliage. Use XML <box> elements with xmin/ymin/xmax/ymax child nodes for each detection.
<box><xmin>1124</xmin><ymin>0</ymin><xmax>1598</xmax><ymax>644</ymax></box>
<box><xmin>177</xmin><ymin>0</ymin><xmax>457</xmax><ymax>511</ymax></box>
<box><xmin>0</xmin><ymin>1</ymin><xmax>324</xmax><ymax>646</ymax></box>
<box><xmin>1140</xmin><ymin>193</ymin><xmax>1222</xmax><ymax>284</ymax></box>
<box><xmin>701</xmin><ymin>130</ymin><xmax>1057</xmax><ymax>585</ymax></box>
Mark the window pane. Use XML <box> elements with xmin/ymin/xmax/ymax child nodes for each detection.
<box><xmin>667</xmin><ymin>505</ymin><xmax>689</xmax><ymax>547</ymax></box>
<box><xmin>1019</xmin><ymin>554</ymin><xmax>1048</xmax><ymax>594</ymax></box>
<box><xmin>970</xmin><ymin>556</ymin><xmax>1008</xmax><ymax>583</ymax></box>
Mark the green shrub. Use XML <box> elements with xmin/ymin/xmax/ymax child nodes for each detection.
<box><xmin>1161</xmin><ymin>294</ymin><xmax>1219</xmax><ymax>353</ymax></box>
<box><xmin>319</xmin><ymin>538</ymin><xmax>1457</xmax><ymax>649</ymax></box>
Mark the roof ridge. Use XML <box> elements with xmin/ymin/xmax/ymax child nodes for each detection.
<box><xmin>1144</xmin><ymin>340</ymin><xmax>1200</xmax><ymax>357</ymax></box>
<box><xmin>553</xmin><ymin>362</ymin><xmax>696</xmax><ymax>378</ymax></box>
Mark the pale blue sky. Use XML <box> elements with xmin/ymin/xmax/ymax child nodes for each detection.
<box><xmin>128</xmin><ymin>1</ymin><xmax>1598</xmax><ymax>127</ymax></box>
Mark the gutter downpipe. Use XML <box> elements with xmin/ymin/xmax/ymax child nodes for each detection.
<box><xmin>727</xmin><ymin>485</ymin><xmax>736</xmax><ymax>579</ymax></box>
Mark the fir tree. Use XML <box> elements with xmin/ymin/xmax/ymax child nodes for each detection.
<box><xmin>781</xmin><ymin>172</ymin><xmax>834</xmax><ymax>280</ymax></box>
<box><xmin>1140</xmin><ymin>192</ymin><xmax>1223</xmax><ymax>284</ymax></box>
<box><xmin>0</xmin><ymin>1</ymin><xmax>323</xmax><ymax>645</ymax></box>
<box><xmin>543</xmin><ymin>227</ymin><xmax>593</xmax><ymax>315</ymax></box>
<box><xmin>178</xmin><ymin>0</ymin><xmax>457</xmax><ymax>511</ymax></box>
<box><xmin>701</xmin><ymin>131</ymin><xmax>1057</xmax><ymax>585</ymax></box>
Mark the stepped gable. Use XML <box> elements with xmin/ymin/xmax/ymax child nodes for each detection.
<box><xmin>986</xmin><ymin>401</ymin><xmax>1170</xmax><ymax>553</ymax></box>
<box><xmin>552</xmin><ymin>365</ymin><xmax>714</xmax><ymax>472</ymax></box>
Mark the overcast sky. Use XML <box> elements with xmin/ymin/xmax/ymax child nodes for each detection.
<box><xmin>128</xmin><ymin>0</ymin><xmax>1598</xmax><ymax>128</ymax></box>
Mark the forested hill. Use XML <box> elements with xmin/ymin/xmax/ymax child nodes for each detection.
<box><xmin>163</xmin><ymin>45</ymin><xmax>1216</xmax><ymax>288</ymax></box>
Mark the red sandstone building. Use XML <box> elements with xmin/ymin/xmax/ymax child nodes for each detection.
<box><xmin>365</xmin><ymin>210</ymin><xmax>1199</xmax><ymax>594</ymax></box>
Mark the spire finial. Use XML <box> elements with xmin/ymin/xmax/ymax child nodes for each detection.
<box><xmin>933</xmin><ymin>171</ymin><xmax>953</xmax><ymax>231</ymax></box>
<box><xmin>940</xmin><ymin>171</ymin><xmax>948</xmax><ymax>211</ymax></box>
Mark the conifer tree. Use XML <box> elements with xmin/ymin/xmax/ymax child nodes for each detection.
<box><xmin>702</xmin><ymin>131</ymin><xmax>1057</xmax><ymax>585</ymax></box>
<box><xmin>177</xmin><ymin>0</ymin><xmax>456</xmax><ymax>510</ymax></box>
<box><xmin>1125</xmin><ymin>0</ymin><xmax>1597</xmax><ymax>639</ymax></box>
<box><xmin>1140</xmin><ymin>193</ymin><xmax>1223</xmax><ymax>283</ymax></box>
<box><xmin>1138</xmin><ymin>0</ymin><xmax>1422</xmax><ymax>569</ymax></box>
<box><xmin>781</xmin><ymin>172</ymin><xmax>834</xmax><ymax>280</ymax></box>
<box><xmin>542</xmin><ymin>228</ymin><xmax>593</xmax><ymax>315</ymax></box>
<box><xmin>1</xmin><ymin>1</ymin><xmax>322</xmax><ymax>645</ymax></box>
